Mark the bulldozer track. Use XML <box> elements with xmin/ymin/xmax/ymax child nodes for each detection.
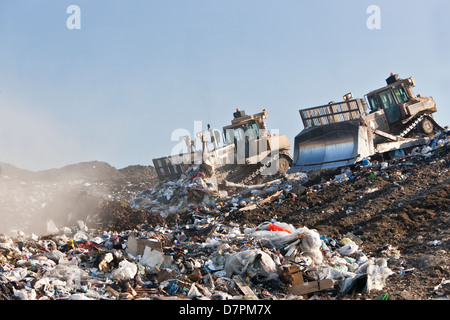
<box><xmin>240</xmin><ymin>153</ymin><xmax>280</xmax><ymax>185</ymax></box>
<box><xmin>399</xmin><ymin>114</ymin><xmax>425</xmax><ymax>137</ymax></box>
<box><xmin>400</xmin><ymin>114</ymin><xmax>444</xmax><ymax>138</ymax></box>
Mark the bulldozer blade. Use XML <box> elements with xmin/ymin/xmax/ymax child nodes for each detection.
<box><xmin>289</xmin><ymin>120</ymin><xmax>374</xmax><ymax>172</ymax></box>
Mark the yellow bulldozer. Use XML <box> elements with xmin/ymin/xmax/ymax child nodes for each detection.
<box><xmin>290</xmin><ymin>73</ymin><xmax>443</xmax><ymax>172</ymax></box>
<box><xmin>152</xmin><ymin>108</ymin><xmax>293</xmax><ymax>184</ymax></box>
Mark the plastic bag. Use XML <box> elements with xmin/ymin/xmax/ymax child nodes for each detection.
<box><xmin>111</xmin><ymin>260</ymin><xmax>137</xmax><ymax>280</ymax></box>
<box><xmin>224</xmin><ymin>249</ymin><xmax>277</xmax><ymax>278</ymax></box>
<box><xmin>13</xmin><ymin>287</ymin><xmax>37</xmax><ymax>300</ymax></box>
<box><xmin>44</xmin><ymin>264</ymin><xmax>89</xmax><ymax>287</ymax></box>
<box><xmin>337</xmin><ymin>240</ymin><xmax>359</xmax><ymax>256</ymax></box>
<box><xmin>296</xmin><ymin>227</ymin><xmax>323</xmax><ymax>266</ymax></box>
<box><xmin>359</xmin><ymin>258</ymin><xmax>394</xmax><ymax>291</ymax></box>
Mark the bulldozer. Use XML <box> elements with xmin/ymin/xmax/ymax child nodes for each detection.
<box><xmin>290</xmin><ymin>73</ymin><xmax>443</xmax><ymax>172</ymax></box>
<box><xmin>152</xmin><ymin>108</ymin><xmax>293</xmax><ymax>184</ymax></box>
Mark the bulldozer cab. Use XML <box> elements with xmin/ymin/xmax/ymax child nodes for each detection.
<box><xmin>367</xmin><ymin>89</ymin><xmax>402</xmax><ymax>125</ymax></box>
<box><xmin>223</xmin><ymin>121</ymin><xmax>260</xmax><ymax>146</ymax></box>
<box><xmin>224</xmin><ymin>121</ymin><xmax>259</xmax><ymax>162</ymax></box>
<box><xmin>365</xmin><ymin>74</ymin><xmax>416</xmax><ymax>125</ymax></box>
<box><xmin>222</xmin><ymin>109</ymin><xmax>269</xmax><ymax>163</ymax></box>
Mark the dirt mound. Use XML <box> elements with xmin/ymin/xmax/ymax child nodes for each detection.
<box><xmin>0</xmin><ymin>162</ymin><xmax>36</xmax><ymax>181</ymax></box>
<box><xmin>93</xmin><ymin>200</ymin><xmax>166</xmax><ymax>232</ymax></box>
<box><xmin>38</xmin><ymin>161</ymin><xmax>122</xmax><ymax>181</ymax></box>
<box><xmin>118</xmin><ymin>165</ymin><xmax>157</xmax><ymax>180</ymax></box>
<box><xmin>0</xmin><ymin>161</ymin><xmax>157</xmax><ymax>183</ymax></box>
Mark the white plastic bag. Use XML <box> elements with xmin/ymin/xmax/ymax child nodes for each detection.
<box><xmin>111</xmin><ymin>260</ymin><xmax>137</xmax><ymax>280</ymax></box>
<box><xmin>13</xmin><ymin>287</ymin><xmax>37</xmax><ymax>300</ymax></box>
<box><xmin>224</xmin><ymin>249</ymin><xmax>277</xmax><ymax>277</ymax></box>
<box><xmin>296</xmin><ymin>227</ymin><xmax>323</xmax><ymax>266</ymax></box>
<box><xmin>44</xmin><ymin>264</ymin><xmax>89</xmax><ymax>287</ymax></box>
<box><xmin>359</xmin><ymin>258</ymin><xmax>394</xmax><ymax>291</ymax></box>
<box><xmin>337</xmin><ymin>240</ymin><xmax>359</xmax><ymax>256</ymax></box>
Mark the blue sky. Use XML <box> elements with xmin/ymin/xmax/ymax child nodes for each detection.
<box><xmin>0</xmin><ymin>0</ymin><xmax>449</xmax><ymax>171</ymax></box>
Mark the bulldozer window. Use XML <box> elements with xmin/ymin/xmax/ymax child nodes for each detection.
<box><xmin>393</xmin><ymin>86</ymin><xmax>409</xmax><ymax>103</ymax></box>
<box><xmin>225</xmin><ymin>123</ymin><xmax>259</xmax><ymax>144</ymax></box>
<box><xmin>246</xmin><ymin>123</ymin><xmax>260</xmax><ymax>140</ymax></box>
<box><xmin>225</xmin><ymin>127</ymin><xmax>244</xmax><ymax>144</ymax></box>
<box><xmin>368</xmin><ymin>95</ymin><xmax>382</xmax><ymax>112</ymax></box>
<box><xmin>379</xmin><ymin>90</ymin><xmax>402</xmax><ymax>124</ymax></box>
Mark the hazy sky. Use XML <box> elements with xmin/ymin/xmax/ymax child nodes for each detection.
<box><xmin>0</xmin><ymin>0</ymin><xmax>449</xmax><ymax>171</ymax></box>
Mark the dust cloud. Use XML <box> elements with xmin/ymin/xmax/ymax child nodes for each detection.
<box><xmin>0</xmin><ymin>102</ymin><xmax>116</xmax><ymax>236</ymax></box>
<box><xmin>0</xmin><ymin>162</ymin><xmax>111</xmax><ymax>236</ymax></box>
<box><xmin>0</xmin><ymin>160</ymin><xmax>158</xmax><ymax>236</ymax></box>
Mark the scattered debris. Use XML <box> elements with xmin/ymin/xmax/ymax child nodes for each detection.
<box><xmin>0</xmin><ymin>130</ymin><xmax>449</xmax><ymax>300</ymax></box>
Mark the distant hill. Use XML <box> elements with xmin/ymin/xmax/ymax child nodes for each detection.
<box><xmin>0</xmin><ymin>161</ymin><xmax>157</xmax><ymax>183</ymax></box>
<box><xmin>0</xmin><ymin>162</ymin><xmax>37</xmax><ymax>181</ymax></box>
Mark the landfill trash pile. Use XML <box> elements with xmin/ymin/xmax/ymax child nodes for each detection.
<box><xmin>128</xmin><ymin>164</ymin><xmax>220</xmax><ymax>219</ymax></box>
<box><xmin>0</xmin><ymin>130</ymin><xmax>449</xmax><ymax>300</ymax></box>
<box><xmin>0</xmin><ymin>219</ymin><xmax>395</xmax><ymax>300</ymax></box>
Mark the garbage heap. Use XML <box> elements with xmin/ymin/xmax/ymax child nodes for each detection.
<box><xmin>127</xmin><ymin>164</ymin><xmax>219</xmax><ymax>218</ymax></box>
<box><xmin>0</xmin><ymin>213</ymin><xmax>396</xmax><ymax>300</ymax></box>
<box><xmin>0</xmin><ymin>130</ymin><xmax>448</xmax><ymax>300</ymax></box>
